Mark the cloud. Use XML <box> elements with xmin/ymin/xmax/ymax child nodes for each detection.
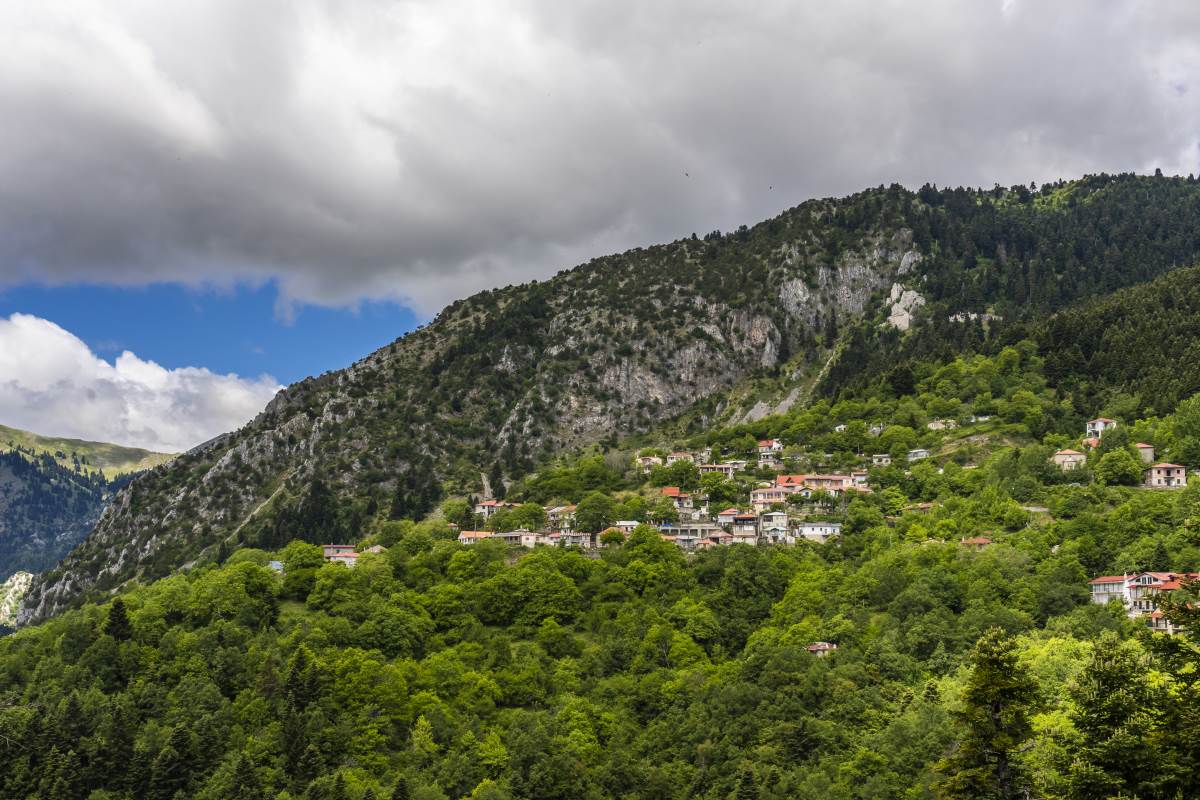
<box><xmin>0</xmin><ymin>313</ymin><xmax>281</xmax><ymax>452</ymax></box>
<box><xmin>1</xmin><ymin>1</ymin><xmax>1199</xmax><ymax>314</ymax></box>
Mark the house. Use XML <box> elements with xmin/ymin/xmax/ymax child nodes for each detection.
<box><xmin>615</xmin><ymin>520</ymin><xmax>640</xmax><ymax>535</ymax></box>
<box><xmin>716</xmin><ymin>508</ymin><xmax>741</xmax><ymax>526</ymax></box>
<box><xmin>328</xmin><ymin>552</ymin><xmax>359</xmax><ymax>567</ymax></box>
<box><xmin>805</xmin><ymin>474</ymin><xmax>854</xmax><ymax>494</ymax></box>
<box><xmin>267</xmin><ymin>560</ymin><xmax>284</xmax><ymax>573</ymax></box>
<box><xmin>760</xmin><ymin>511</ymin><xmax>790</xmax><ymax>543</ymax></box>
<box><xmin>758</xmin><ymin>439</ymin><xmax>784</xmax><ymax>455</ymax></box>
<box><xmin>474</xmin><ymin>500</ymin><xmax>515</xmax><ymax>519</ymax></box>
<box><xmin>699</xmin><ymin>463</ymin><xmax>735</xmax><ymax>478</ymax></box>
<box><xmin>1088</xmin><ymin>571</ymin><xmax>1199</xmax><ymax>634</ymax></box>
<box><xmin>731</xmin><ymin>514</ymin><xmax>759</xmax><ymax>542</ymax></box>
<box><xmin>872</xmin><ymin>453</ymin><xmax>892</xmax><ymax>467</ymax></box>
<box><xmin>850</xmin><ymin>470</ymin><xmax>869</xmax><ymax>487</ymax></box>
<box><xmin>637</xmin><ymin>455</ymin><xmax>663</xmax><ymax>473</ymax></box>
<box><xmin>457</xmin><ymin>530</ymin><xmax>494</xmax><ymax>545</ymax></box>
<box><xmin>750</xmin><ymin>486</ymin><xmax>791</xmax><ymax>512</ymax></box>
<box><xmin>546</xmin><ymin>505</ymin><xmax>577</xmax><ymax>531</ymax></box>
<box><xmin>927</xmin><ymin>419</ymin><xmax>957</xmax><ymax>431</ymax></box>
<box><xmin>960</xmin><ymin>536</ymin><xmax>992</xmax><ymax>550</ymax></box>
<box><xmin>907</xmin><ymin>448</ymin><xmax>931</xmax><ymax>462</ymax></box>
<box><xmin>559</xmin><ymin>530</ymin><xmax>597</xmax><ymax>548</ymax></box>
<box><xmin>701</xmin><ymin>530</ymin><xmax>734</xmax><ymax>548</ymax></box>
<box><xmin>1086</xmin><ymin>418</ymin><xmax>1118</xmax><ymax>438</ymax></box>
<box><xmin>833</xmin><ymin>424</ymin><xmax>848</xmax><ymax>433</ymax></box>
<box><xmin>806</xmin><ymin>642</ymin><xmax>837</xmax><ymax>657</ymax></box>
<box><xmin>868</xmin><ymin>424</ymin><xmax>885</xmax><ymax>436</ymax></box>
<box><xmin>322</xmin><ymin>544</ymin><xmax>357</xmax><ymax>561</ymax></box>
<box><xmin>1135</xmin><ymin>443</ymin><xmax>1156</xmax><ymax>464</ymax></box>
<box><xmin>666</xmin><ymin>451</ymin><xmax>694</xmax><ymax>466</ymax></box>
<box><xmin>1145</xmin><ymin>463</ymin><xmax>1187</xmax><ymax>489</ymax></box>
<box><xmin>658</xmin><ymin>522</ymin><xmax>723</xmax><ymax>551</ymax></box>
<box><xmin>1051</xmin><ymin>449</ymin><xmax>1087</xmax><ymax>471</ymax></box>
<box><xmin>493</xmin><ymin>528</ymin><xmax>549</xmax><ymax>548</ymax></box>
<box><xmin>798</xmin><ymin>521</ymin><xmax>841</xmax><ymax>544</ymax></box>
<box><xmin>661</xmin><ymin>486</ymin><xmax>694</xmax><ymax>510</ymax></box>
<box><xmin>776</xmin><ymin>474</ymin><xmax>807</xmax><ymax>490</ymax></box>
<box><xmin>363</xmin><ymin>544</ymin><xmax>387</xmax><ymax>554</ymax></box>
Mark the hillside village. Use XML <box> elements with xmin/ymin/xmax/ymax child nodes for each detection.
<box><xmin>318</xmin><ymin>406</ymin><xmax>1199</xmax><ymax>635</ymax></box>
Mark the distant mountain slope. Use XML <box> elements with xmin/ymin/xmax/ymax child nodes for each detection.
<box><xmin>21</xmin><ymin>172</ymin><xmax>1200</xmax><ymax>623</ymax></box>
<box><xmin>0</xmin><ymin>450</ymin><xmax>129</xmax><ymax>580</ymax></box>
<box><xmin>0</xmin><ymin>423</ymin><xmax>174</xmax><ymax>478</ymax></box>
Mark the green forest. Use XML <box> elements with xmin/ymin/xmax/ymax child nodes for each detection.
<box><xmin>6</xmin><ymin>339</ymin><xmax>1200</xmax><ymax>800</ymax></box>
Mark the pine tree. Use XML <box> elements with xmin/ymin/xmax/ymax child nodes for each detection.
<box><xmin>230</xmin><ymin>752</ymin><xmax>264</xmax><ymax>800</ymax></box>
<box><xmin>103</xmin><ymin>597</ymin><xmax>132</xmax><ymax>641</ymax></box>
<box><xmin>391</xmin><ymin>777</ymin><xmax>411</xmax><ymax>800</ymax></box>
<box><xmin>734</xmin><ymin>764</ymin><xmax>759</xmax><ymax>800</ymax></box>
<box><xmin>935</xmin><ymin>628</ymin><xmax>1037</xmax><ymax>800</ymax></box>
<box><xmin>1062</xmin><ymin>636</ymin><xmax>1161</xmax><ymax>799</ymax></box>
<box><xmin>330</xmin><ymin>773</ymin><xmax>349</xmax><ymax>800</ymax></box>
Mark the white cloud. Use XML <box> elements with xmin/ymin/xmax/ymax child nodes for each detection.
<box><xmin>1</xmin><ymin>2</ymin><xmax>1200</xmax><ymax>313</ymax></box>
<box><xmin>0</xmin><ymin>313</ymin><xmax>281</xmax><ymax>452</ymax></box>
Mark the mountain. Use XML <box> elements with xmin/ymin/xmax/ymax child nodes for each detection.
<box><xmin>5</xmin><ymin>329</ymin><xmax>1200</xmax><ymax>798</ymax></box>
<box><xmin>21</xmin><ymin>172</ymin><xmax>1200</xmax><ymax>623</ymax></box>
<box><xmin>0</xmin><ymin>426</ymin><xmax>170</xmax><ymax>581</ymax></box>
<box><xmin>0</xmin><ymin>423</ymin><xmax>173</xmax><ymax>479</ymax></box>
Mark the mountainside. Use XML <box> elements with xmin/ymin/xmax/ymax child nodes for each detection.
<box><xmin>0</xmin><ymin>423</ymin><xmax>174</xmax><ymax>479</ymax></box>
<box><xmin>21</xmin><ymin>172</ymin><xmax>1200</xmax><ymax>622</ymax></box>
<box><xmin>0</xmin><ymin>449</ymin><xmax>130</xmax><ymax>581</ymax></box>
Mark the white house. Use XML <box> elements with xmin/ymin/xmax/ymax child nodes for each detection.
<box><xmin>716</xmin><ymin>508</ymin><xmax>741</xmax><ymax>526</ymax></box>
<box><xmin>457</xmin><ymin>530</ymin><xmax>493</xmax><ymax>546</ymax></box>
<box><xmin>872</xmin><ymin>453</ymin><xmax>892</xmax><ymax>467</ymax></box>
<box><xmin>759</xmin><ymin>511</ymin><xmax>790</xmax><ymax>543</ymax></box>
<box><xmin>1086</xmin><ymin>418</ymin><xmax>1118</xmax><ymax>438</ymax></box>
<box><xmin>1135</xmin><ymin>443</ymin><xmax>1156</xmax><ymax>464</ymax></box>
<box><xmin>666</xmin><ymin>451</ymin><xmax>694</xmax><ymax>466</ymax></box>
<box><xmin>797</xmin><ymin>521</ymin><xmax>842</xmax><ymax>544</ymax></box>
<box><xmin>907</xmin><ymin>448</ymin><xmax>931</xmax><ymax>462</ymax></box>
<box><xmin>806</xmin><ymin>642</ymin><xmax>837</xmax><ymax>657</ymax></box>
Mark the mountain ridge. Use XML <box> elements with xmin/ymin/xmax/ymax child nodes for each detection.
<box><xmin>20</xmin><ymin>172</ymin><xmax>1200</xmax><ymax>623</ymax></box>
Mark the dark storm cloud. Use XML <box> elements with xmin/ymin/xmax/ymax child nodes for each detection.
<box><xmin>2</xmin><ymin>0</ymin><xmax>1198</xmax><ymax>314</ymax></box>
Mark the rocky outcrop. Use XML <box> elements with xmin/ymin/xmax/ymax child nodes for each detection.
<box><xmin>1</xmin><ymin>570</ymin><xmax>31</xmax><ymax>627</ymax></box>
<box><xmin>886</xmin><ymin>283</ymin><xmax>927</xmax><ymax>331</ymax></box>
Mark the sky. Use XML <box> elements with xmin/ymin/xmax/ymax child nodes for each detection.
<box><xmin>3</xmin><ymin>0</ymin><xmax>1200</xmax><ymax>450</ymax></box>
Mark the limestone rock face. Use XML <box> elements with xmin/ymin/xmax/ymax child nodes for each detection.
<box><xmin>886</xmin><ymin>283</ymin><xmax>927</xmax><ymax>331</ymax></box>
<box><xmin>0</xmin><ymin>571</ymin><xmax>32</xmax><ymax>627</ymax></box>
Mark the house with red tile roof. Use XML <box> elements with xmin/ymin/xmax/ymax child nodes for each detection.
<box><xmin>1135</xmin><ymin>443</ymin><xmax>1155</xmax><ymax>464</ymax></box>
<box><xmin>1145</xmin><ymin>463</ymin><xmax>1187</xmax><ymax>489</ymax></box>
<box><xmin>1051</xmin><ymin>449</ymin><xmax>1086</xmax><ymax>471</ymax></box>
<box><xmin>1088</xmin><ymin>571</ymin><xmax>1198</xmax><ymax>634</ymax></box>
